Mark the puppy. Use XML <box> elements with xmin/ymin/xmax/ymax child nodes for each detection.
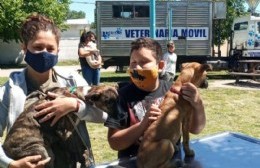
<box><xmin>137</xmin><ymin>62</ymin><xmax>212</xmax><ymax>168</ymax></box>
<box><xmin>3</xmin><ymin>85</ymin><xmax>119</xmax><ymax>168</ymax></box>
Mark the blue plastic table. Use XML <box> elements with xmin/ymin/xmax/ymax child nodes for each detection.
<box><xmin>96</xmin><ymin>132</ymin><xmax>260</xmax><ymax>168</ymax></box>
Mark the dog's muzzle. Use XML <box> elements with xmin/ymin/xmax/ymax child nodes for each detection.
<box><xmin>200</xmin><ymin>79</ymin><xmax>209</xmax><ymax>89</ymax></box>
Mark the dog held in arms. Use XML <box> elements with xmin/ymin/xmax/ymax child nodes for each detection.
<box><xmin>137</xmin><ymin>62</ymin><xmax>212</xmax><ymax>168</ymax></box>
<box><xmin>2</xmin><ymin>84</ymin><xmax>120</xmax><ymax>168</ymax></box>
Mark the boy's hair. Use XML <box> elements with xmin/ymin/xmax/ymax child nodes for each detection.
<box><xmin>130</xmin><ymin>37</ymin><xmax>162</xmax><ymax>62</ymax></box>
<box><xmin>80</xmin><ymin>31</ymin><xmax>96</xmax><ymax>44</ymax></box>
<box><xmin>20</xmin><ymin>13</ymin><xmax>61</xmax><ymax>46</ymax></box>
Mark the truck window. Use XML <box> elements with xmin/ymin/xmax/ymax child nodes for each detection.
<box><xmin>257</xmin><ymin>22</ymin><xmax>260</xmax><ymax>33</ymax></box>
<box><xmin>113</xmin><ymin>5</ymin><xmax>133</xmax><ymax>18</ymax></box>
<box><xmin>234</xmin><ymin>22</ymin><xmax>248</xmax><ymax>31</ymax></box>
<box><xmin>135</xmin><ymin>6</ymin><xmax>149</xmax><ymax>17</ymax></box>
<box><xmin>113</xmin><ymin>5</ymin><xmax>149</xmax><ymax>18</ymax></box>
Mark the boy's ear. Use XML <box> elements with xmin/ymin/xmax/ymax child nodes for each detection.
<box><xmin>158</xmin><ymin>60</ymin><xmax>164</xmax><ymax>70</ymax></box>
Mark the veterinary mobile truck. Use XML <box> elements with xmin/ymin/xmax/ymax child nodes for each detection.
<box><xmin>95</xmin><ymin>0</ymin><xmax>218</xmax><ymax>68</ymax></box>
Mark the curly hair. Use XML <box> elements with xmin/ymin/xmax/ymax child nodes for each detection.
<box><xmin>20</xmin><ymin>13</ymin><xmax>61</xmax><ymax>45</ymax></box>
<box><xmin>130</xmin><ymin>37</ymin><xmax>162</xmax><ymax>62</ymax></box>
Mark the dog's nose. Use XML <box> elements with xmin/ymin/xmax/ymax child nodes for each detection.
<box><xmin>200</xmin><ymin>80</ymin><xmax>209</xmax><ymax>89</ymax></box>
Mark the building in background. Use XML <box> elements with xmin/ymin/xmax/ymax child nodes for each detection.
<box><xmin>0</xmin><ymin>18</ymin><xmax>90</xmax><ymax>65</ymax></box>
<box><xmin>59</xmin><ymin>18</ymin><xmax>90</xmax><ymax>61</ymax></box>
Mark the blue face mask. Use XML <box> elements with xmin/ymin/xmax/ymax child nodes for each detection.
<box><xmin>25</xmin><ymin>50</ymin><xmax>58</xmax><ymax>73</ymax></box>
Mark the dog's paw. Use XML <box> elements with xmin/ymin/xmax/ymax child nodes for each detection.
<box><xmin>184</xmin><ymin>149</ymin><xmax>195</xmax><ymax>158</ymax></box>
<box><xmin>174</xmin><ymin>159</ymin><xmax>184</xmax><ymax>168</ymax></box>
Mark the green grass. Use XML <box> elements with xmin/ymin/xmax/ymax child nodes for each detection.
<box><xmin>0</xmin><ymin>77</ymin><xmax>8</xmax><ymax>85</ymax></box>
<box><xmin>0</xmin><ymin>70</ymin><xmax>259</xmax><ymax>164</ymax></box>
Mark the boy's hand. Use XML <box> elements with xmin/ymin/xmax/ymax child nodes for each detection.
<box><xmin>181</xmin><ymin>83</ymin><xmax>201</xmax><ymax>107</ymax></box>
<box><xmin>142</xmin><ymin>104</ymin><xmax>161</xmax><ymax>127</ymax></box>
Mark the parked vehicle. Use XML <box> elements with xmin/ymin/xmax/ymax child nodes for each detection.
<box><xmin>228</xmin><ymin>0</ymin><xmax>260</xmax><ymax>72</ymax></box>
<box><xmin>95</xmin><ymin>0</ymin><xmax>215</xmax><ymax>69</ymax></box>
<box><xmin>230</xmin><ymin>15</ymin><xmax>260</xmax><ymax>58</ymax></box>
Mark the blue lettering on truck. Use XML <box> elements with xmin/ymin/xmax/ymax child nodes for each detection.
<box><xmin>101</xmin><ymin>27</ymin><xmax>208</xmax><ymax>40</ymax></box>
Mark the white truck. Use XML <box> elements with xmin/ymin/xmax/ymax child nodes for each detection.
<box><xmin>95</xmin><ymin>0</ymin><xmax>216</xmax><ymax>69</ymax></box>
<box><xmin>230</xmin><ymin>0</ymin><xmax>260</xmax><ymax>58</ymax></box>
<box><xmin>228</xmin><ymin>0</ymin><xmax>260</xmax><ymax>75</ymax></box>
<box><xmin>230</xmin><ymin>15</ymin><xmax>260</xmax><ymax>57</ymax></box>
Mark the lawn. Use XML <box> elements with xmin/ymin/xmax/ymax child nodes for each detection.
<box><xmin>0</xmin><ymin>70</ymin><xmax>259</xmax><ymax>164</ymax></box>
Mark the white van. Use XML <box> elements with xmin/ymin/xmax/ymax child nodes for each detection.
<box><xmin>231</xmin><ymin>15</ymin><xmax>260</xmax><ymax>57</ymax></box>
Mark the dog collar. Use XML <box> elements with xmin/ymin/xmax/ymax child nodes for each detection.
<box><xmin>69</xmin><ymin>86</ymin><xmax>77</xmax><ymax>94</ymax></box>
<box><xmin>170</xmin><ymin>87</ymin><xmax>181</xmax><ymax>95</ymax></box>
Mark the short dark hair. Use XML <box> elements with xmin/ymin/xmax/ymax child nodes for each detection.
<box><xmin>130</xmin><ymin>37</ymin><xmax>162</xmax><ymax>62</ymax></box>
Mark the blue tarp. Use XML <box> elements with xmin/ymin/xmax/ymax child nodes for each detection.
<box><xmin>96</xmin><ymin>132</ymin><xmax>260</xmax><ymax>168</ymax></box>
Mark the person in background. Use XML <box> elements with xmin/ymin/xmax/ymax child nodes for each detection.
<box><xmin>78</xmin><ymin>31</ymin><xmax>102</xmax><ymax>86</ymax></box>
<box><xmin>160</xmin><ymin>40</ymin><xmax>177</xmax><ymax>83</ymax></box>
<box><xmin>0</xmin><ymin>13</ymin><xmax>107</xmax><ymax>168</ymax></box>
<box><xmin>105</xmin><ymin>37</ymin><xmax>206</xmax><ymax>159</ymax></box>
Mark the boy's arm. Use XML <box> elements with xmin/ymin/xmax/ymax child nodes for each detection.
<box><xmin>189</xmin><ymin>98</ymin><xmax>206</xmax><ymax>134</ymax></box>
<box><xmin>108</xmin><ymin>121</ymin><xmax>147</xmax><ymax>150</ymax></box>
<box><xmin>181</xmin><ymin>83</ymin><xmax>206</xmax><ymax>134</ymax></box>
<box><xmin>107</xmin><ymin>104</ymin><xmax>161</xmax><ymax>150</ymax></box>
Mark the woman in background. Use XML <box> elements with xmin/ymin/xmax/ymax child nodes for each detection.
<box><xmin>78</xmin><ymin>31</ymin><xmax>102</xmax><ymax>85</ymax></box>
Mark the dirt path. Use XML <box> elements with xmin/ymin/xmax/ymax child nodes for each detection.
<box><xmin>210</xmin><ymin>79</ymin><xmax>260</xmax><ymax>90</ymax></box>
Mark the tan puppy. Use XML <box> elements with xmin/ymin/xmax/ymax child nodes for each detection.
<box><xmin>137</xmin><ymin>62</ymin><xmax>212</xmax><ymax>168</ymax></box>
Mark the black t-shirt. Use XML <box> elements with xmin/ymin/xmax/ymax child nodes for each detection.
<box><xmin>105</xmin><ymin>80</ymin><xmax>172</xmax><ymax>158</ymax></box>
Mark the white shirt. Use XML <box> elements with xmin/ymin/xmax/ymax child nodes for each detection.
<box><xmin>162</xmin><ymin>51</ymin><xmax>177</xmax><ymax>75</ymax></box>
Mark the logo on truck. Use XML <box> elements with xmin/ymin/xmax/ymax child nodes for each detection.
<box><xmin>101</xmin><ymin>27</ymin><xmax>208</xmax><ymax>40</ymax></box>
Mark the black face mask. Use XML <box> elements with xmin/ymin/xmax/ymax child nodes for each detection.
<box><xmin>24</xmin><ymin>50</ymin><xmax>58</xmax><ymax>73</ymax></box>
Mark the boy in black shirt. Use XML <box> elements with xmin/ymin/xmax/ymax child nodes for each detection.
<box><xmin>105</xmin><ymin>37</ymin><xmax>206</xmax><ymax>159</ymax></box>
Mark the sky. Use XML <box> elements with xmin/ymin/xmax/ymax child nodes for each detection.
<box><xmin>69</xmin><ymin>0</ymin><xmax>260</xmax><ymax>23</ymax></box>
<box><xmin>69</xmin><ymin>0</ymin><xmax>96</xmax><ymax>23</ymax></box>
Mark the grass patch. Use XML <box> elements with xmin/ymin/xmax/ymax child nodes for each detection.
<box><xmin>57</xmin><ymin>60</ymin><xmax>80</xmax><ymax>66</ymax></box>
<box><xmin>0</xmin><ymin>77</ymin><xmax>8</xmax><ymax>85</ymax></box>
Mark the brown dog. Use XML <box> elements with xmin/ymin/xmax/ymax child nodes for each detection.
<box><xmin>137</xmin><ymin>62</ymin><xmax>212</xmax><ymax>168</ymax></box>
<box><xmin>3</xmin><ymin>85</ymin><xmax>119</xmax><ymax>168</ymax></box>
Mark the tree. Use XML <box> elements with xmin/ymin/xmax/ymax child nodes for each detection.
<box><xmin>0</xmin><ymin>0</ymin><xmax>70</xmax><ymax>43</ymax></box>
<box><xmin>67</xmin><ymin>10</ymin><xmax>85</xmax><ymax>19</ymax></box>
<box><xmin>212</xmin><ymin>0</ymin><xmax>247</xmax><ymax>46</ymax></box>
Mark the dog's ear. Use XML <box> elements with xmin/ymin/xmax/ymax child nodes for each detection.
<box><xmin>85</xmin><ymin>92</ymin><xmax>101</xmax><ymax>102</ymax></box>
<box><xmin>85</xmin><ymin>86</ymin><xmax>101</xmax><ymax>102</ymax></box>
<box><xmin>201</xmin><ymin>64</ymin><xmax>213</xmax><ymax>71</ymax></box>
<box><xmin>180</xmin><ymin>63</ymin><xmax>189</xmax><ymax>70</ymax></box>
